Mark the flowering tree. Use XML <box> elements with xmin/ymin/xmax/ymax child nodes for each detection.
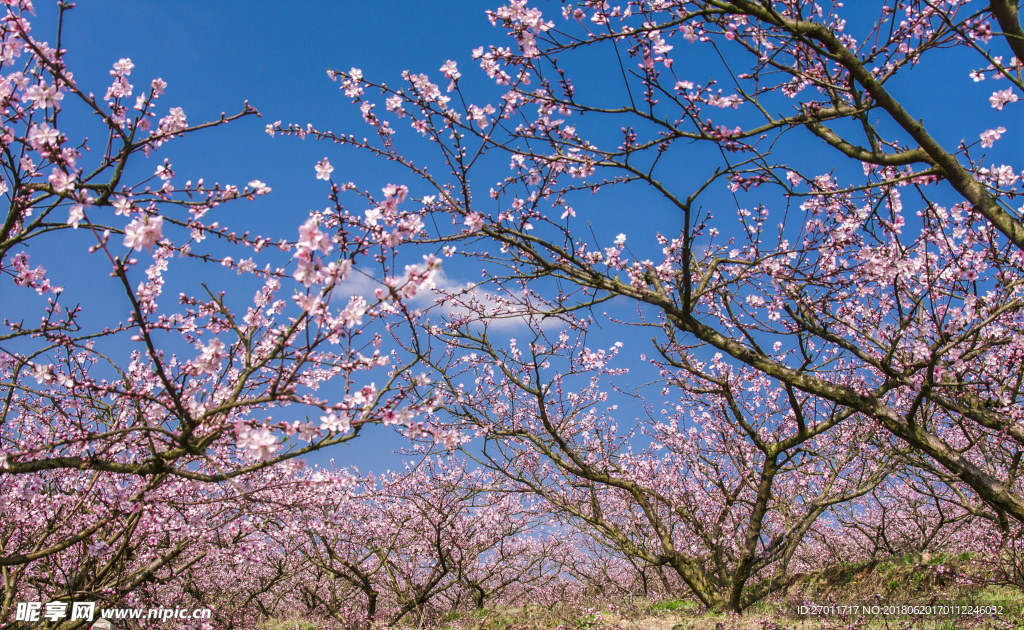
<box><xmin>300</xmin><ymin>0</ymin><xmax>1024</xmax><ymax>529</ymax></box>
<box><xmin>0</xmin><ymin>3</ymin><xmax>458</xmax><ymax>621</ymax></box>
<box><xmin>422</xmin><ymin>319</ymin><xmax>895</xmax><ymax>611</ymax></box>
<box><xmin>0</xmin><ymin>0</ymin><xmax>470</xmax><ymax>481</ymax></box>
<box><xmin>265</xmin><ymin>457</ymin><xmax>558</xmax><ymax>628</ymax></box>
<box><xmin>254</xmin><ymin>0</ymin><xmax>1024</xmax><ymax>615</ymax></box>
<box><xmin>0</xmin><ymin>463</ymin><xmax>317</xmax><ymax>629</ymax></box>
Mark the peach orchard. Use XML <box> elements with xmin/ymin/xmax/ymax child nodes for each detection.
<box><xmin>1</xmin><ymin>0</ymin><xmax>1023</xmax><ymax>628</ymax></box>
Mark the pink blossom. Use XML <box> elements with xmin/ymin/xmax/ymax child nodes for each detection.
<box><xmin>465</xmin><ymin>212</ymin><xmax>485</xmax><ymax>232</ymax></box>
<box><xmin>297</xmin><ymin>217</ymin><xmax>330</xmax><ymax>253</ymax></box>
<box><xmin>440</xmin><ymin>60</ymin><xmax>461</xmax><ymax>80</ymax></box>
<box><xmin>247</xmin><ymin>179</ymin><xmax>271</xmax><ymax>195</ymax></box>
<box><xmin>112</xmin><ymin>196</ymin><xmax>132</xmax><ymax>216</ymax></box>
<box><xmin>105</xmin><ymin>76</ymin><xmax>132</xmax><ymax>100</ymax></box>
<box><xmin>158</xmin><ymin>107</ymin><xmax>187</xmax><ymax>133</ymax></box>
<box><xmin>12</xmin><ymin>252</ymin><xmax>52</xmax><ymax>294</ymax></box>
<box><xmin>293</xmin><ymin>259</ymin><xmax>318</xmax><ymax>287</ymax></box>
<box><xmin>359</xmin><ymin>100</ymin><xmax>375</xmax><ymax>123</ymax></box>
<box><xmin>155</xmin><ymin>161</ymin><xmax>174</xmax><ymax>180</ymax></box>
<box><xmin>404</xmin><ymin>71</ymin><xmax>445</xmax><ymax>102</ymax></box>
<box><xmin>707</xmin><ymin>92</ymin><xmax>742</xmax><ymax>108</ymax></box>
<box><xmin>293</xmin><ymin>293</ymin><xmax>323</xmax><ymax>313</ymax></box>
<box><xmin>990</xmin><ymin>164</ymin><xmax>1018</xmax><ymax>187</ymax></box>
<box><xmin>364</xmin><ymin>207</ymin><xmax>382</xmax><ymax>226</ymax></box>
<box><xmin>24</xmin><ymin>82</ymin><xmax>62</xmax><ymax>110</ymax></box>
<box><xmin>973</xmin><ymin>21</ymin><xmax>993</xmax><ymax>42</ymax></box>
<box><xmin>123</xmin><ymin>215</ymin><xmax>164</xmax><ymax>252</ymax></box>
<box><xmin>381</xmin><ymin>183</ymin><xmax>408</xmax><ymax>204</ymax></box>
<box><xmin>48</xmin><ymin>168</ymin><xmax>75</xmax><ymax>193</ymax></box>
<box><xmin>315</xmin><ymin>158</ymin><xmax>333</xmax><ymax>180</ymax></box>
<box><xmin>468</xmin><ymin>104</ymin><xmax>496</xmax><ymax>129</ymax></box>
<box><xmin>320</xmin><ymin>411</ymin><xmax>352</xmax><ymax>434</ymax></box>
<box><xmin>110</xmin><ymin>58</ymin><xmax>134</xmax><ymax>76</ymax></box>
<box><xmin>318</xmin><ymin>260</ymin><xmax>352</xmax><ymax>288</ymax></box>
<box><xmin>385</xmin><ymin>95</ymin><xmax>405</xmax><ymax>116</ymax></box>
<box><xmin>350</xmin><ymin>383</ymin><xmax>377</xmax><ymax>407</ymax></box>
<box><xmin>989</xmin><ymin>88</ymin><xmax>1018</xmax><ymax>110</ymax></box>
<box><xmin>236</xmin><ymin>425</ymin><xmax>279</xmax><ymax>461</ymax></box>
<box><xmin>397</xmin><ymin>255</ymin><xmax>440</xmax><ymax>298</ymax></box>
<box><xmin>341</xmin><ymin>295</ymin><xmax>368</xmax><ymax>329</ymax></box>
<box><xmin>27</xmin><ymin>122</ymin><xmax>59</xmax><ymax>149</ymax></box>
<box><xmin>30</xmin><ymin>363</ymin><xmax>54</xmax><ymax>386</ymax></box>
<box><xmin>297</xmin><ymin>422</ymin><xmax>318</xmax><ymax>442</ymax></box>
<box><xmin>341</xmin><ymin>67</ymin><xmax>364</xmax><ymax>98</ymax></box>
<box><xmin>66</xmin><ymin>204</ymin><xmax>85</xmax><ymax>228</ymax></box>
<box><xmin>190</xmin><ymin>338</ymin><xmax>226</xmax><ymax>375</ymax></box>
<box><xmin>979</xmin><ymin>126</ymin><xmax>1006</xmax><ymax>148</ymax></box>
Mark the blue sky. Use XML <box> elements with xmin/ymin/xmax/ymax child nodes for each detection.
<box><xmin>19</xmin><ymin>1</ymin><xmax>512</xmax><ymax>474</ymax></box>
<box><xmin>22</xmin><ymin>0</ymin><xmax>679</xmax><ymax>476</ymax></box>
<box><xmin>18</xmin><ymin>1</ymin><xmax>1021</xmax><ymax>475</ymax></box>
<box><xmin>50</xmin><ymin>0</ymin><xmax>499</xmax><ymax>224</ymax></box>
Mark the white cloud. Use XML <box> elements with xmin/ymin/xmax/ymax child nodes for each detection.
<box><xmin>329</xmin><ymin>266</ymin><xmax>556</xmax><ymax>332</ymax></box>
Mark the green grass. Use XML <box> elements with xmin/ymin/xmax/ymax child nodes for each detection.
<box><xmin>651</xmin><ymin>599</ymin><xmax>700</xmax><ymax>612</ymax></box>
